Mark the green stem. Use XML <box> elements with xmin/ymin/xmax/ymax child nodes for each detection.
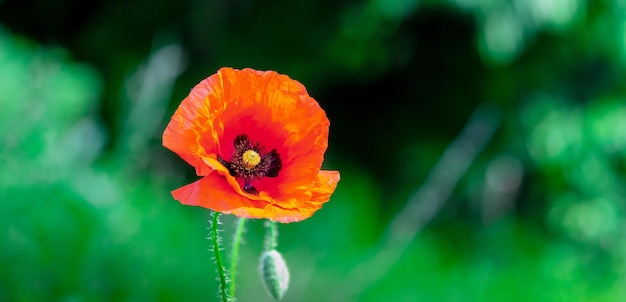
<box><xmin>264</xmin><ymin>220</ymin><xmax>278</xmax><ymax>251</ymax></box>
<box><xmin>211</xmin><ymin>212</ymin><xmax>229</xmax><ymax>302</ymax></box>
<box><xmin>229</xmin><ymin>218</ymin><xmax>247</xmax><ymax>299</ymax></box>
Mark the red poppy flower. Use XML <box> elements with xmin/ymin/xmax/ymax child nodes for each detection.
<box><xmin>163</xmin><ymin>67</ymin><xmax>340</xmax><ymax>223</ymax></box>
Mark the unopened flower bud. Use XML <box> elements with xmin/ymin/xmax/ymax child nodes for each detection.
<box><xmin>259</xmin><ymin>249</ymin><xmax>289</xmax><ymax>300</ymax></box>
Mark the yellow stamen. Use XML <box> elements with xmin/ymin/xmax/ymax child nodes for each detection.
<box><xmin>242</xmin><ymin>149</ymin><xmax>261</xmax><ymax>169</ymax></box>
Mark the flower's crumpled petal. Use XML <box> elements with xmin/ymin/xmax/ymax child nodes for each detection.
<box><xmin>172</xmin><ymin>171</ymin><xmax>322</xmax><ymax>223</ymax></box>
<box><xmin>200</xmin><ymin>157</ymin><xmax>340</xmax><ymax>222</ymax></box>
<box><xmin>309</xmin><ymin>170</ymin><xmax>341</xmax><ymax>205</ymax></box>
<box><xmin>172</xmin><ymin>172</ymin><xmax>265</xmax><ymax>214</ymax></box>
<box><xmin>162</xmin><ymin>77</ymin><xmax>226</xmax><ymax>176</ymax></box>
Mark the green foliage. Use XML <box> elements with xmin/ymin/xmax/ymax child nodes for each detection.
<box><xmin>0</xmin><ymin>27</ymin><xmax>215</xmax><ymax>301</ymax></box>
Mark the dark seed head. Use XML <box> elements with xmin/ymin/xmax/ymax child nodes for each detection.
<box><xmin>218</xmin><ymin>134</ymin><xmax>282</xmax><ymax>194</ymax></box>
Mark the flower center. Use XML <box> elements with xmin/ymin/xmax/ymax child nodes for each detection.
<box><xmin>218</xmin><ymin>134</ymin><xmax>282</xmax><ymax>195</ymax></box>
<box><xmin>242</xmin><ymin>150</ymin><xmax>261</xmax><ymax>169</ymax></box>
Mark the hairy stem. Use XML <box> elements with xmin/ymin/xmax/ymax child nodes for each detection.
<box><xmin>211</xmin><ymin>212</ymin><xmax>229</xmax><ymax>302</ymax></box>
<box><xmin>264</xmin><ymin>220</ymin><xmax>278</xmax><ymax>251</ymax></box>
<box><xmin>229</xmin><ymin>218</ymin><xmax>247</xmax><ymax>299</ymax></box>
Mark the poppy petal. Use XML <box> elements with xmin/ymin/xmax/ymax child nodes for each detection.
<box><xmin>172</xmin><ymin>173</ymin><xmax>266</xmax><ymax>213</ymax></box>
<box><xmin>162</xmin><ymin>77</ymin><xmax>226</xmax><ymax>176</ymax></box>
<box><xmin>171</xmin><ymin>172</ymin><xmax>313</xmax><ymax>223</ymax></box>
<box><xmin>309</xmin><ymin>170</ymin><xmax>341</xmax><ymax>205</ymax></box>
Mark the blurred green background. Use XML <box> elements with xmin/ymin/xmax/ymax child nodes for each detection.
<box><xmin>2</xmin><ymin>0</ymin><xmax>626</xmax><ymax>301</ymax></box>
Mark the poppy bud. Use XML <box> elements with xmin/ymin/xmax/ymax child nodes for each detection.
<box><xmin>259</xmin><ymin>249</ymin><xmax>289</xmax><ymax>300</ymax></box>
